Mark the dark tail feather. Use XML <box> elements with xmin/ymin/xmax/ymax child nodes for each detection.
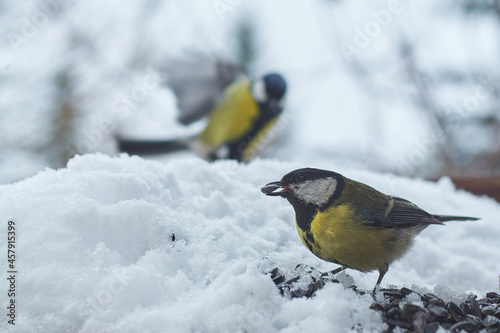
<box><xmin>118</xmin><ymin>138</ymin><xmax>189</xmax><ymax>155</ymax></box>
<box><xmin>432</xmin><ymin>215</ymin><xmax>480</xmax><ymax>222</ymax></box>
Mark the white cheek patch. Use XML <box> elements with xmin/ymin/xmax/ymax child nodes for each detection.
<box><xmin>252</xmin><ymin>79</ymin><xmax>267</xmax><ymax>102</ymax></box>
<box><xmin>294</xmin><ymin>178</ymin><xmax>338</xmax><ymax>207</ymax></box>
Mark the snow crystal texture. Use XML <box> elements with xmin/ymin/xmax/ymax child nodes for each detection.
<box><xmin>1</xmin><ymin>154</ymin><xmax>498</xmax><ymax>332</ymax></box>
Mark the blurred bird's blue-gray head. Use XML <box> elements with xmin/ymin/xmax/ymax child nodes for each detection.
<box><xmin>252</xmin><ymin>73</ymin><xmax>287</xmax><ymax>110</ymax></box>
<box><xmin>263</xmin><ymin>73</ymin><xmax>287</xmax><ymax>100</ymax></box>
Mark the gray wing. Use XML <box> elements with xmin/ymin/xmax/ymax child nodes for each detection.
<box><xmin>386</xmin><ymin>197</ymin><xmax>443</xmax><ymax>227</ymax></box>
<box><xmin>361</xmin><ymin>196</ymin><xmax>442</xmax><ymax>229</ymax></box>
<box><xmin>164</xmin><ymin>53</ymin><xmax>243</xmax><ymax>125</ymax></box>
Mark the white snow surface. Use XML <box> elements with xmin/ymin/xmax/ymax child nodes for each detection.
<box><xmin>1</xmin><ymin>153</ymin><xmax>499</xmax><ymax>332</ymax></box>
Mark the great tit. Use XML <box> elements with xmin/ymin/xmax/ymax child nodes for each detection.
<box><xmin>191</xmin><ymin>72</ymin><xmax>286</xmax><ymax>162</ymax></box>
<box><xmin>119</xmin><ymin>71</ymin><xmax>287</xmax><ymax>162</ymax></box>
<box><xmin>261</xmin><ymin>168</ymin><xmax>479</xmax><ymax>288</ymax></box>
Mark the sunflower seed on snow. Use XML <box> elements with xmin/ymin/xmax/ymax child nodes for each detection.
<box><xmin>428</xmin><ymin>304</ymin><xmax>448</xmax><ymax>318</ymax></box>
<box><xmin>482</xmin><ymin>305</ymin><xmax>497</xmax><ymax>316</ymax></box>
<box><xmin>483</xmin><ymin>315</ymin><xmax>499</xmax><ymax>327</ymax></box>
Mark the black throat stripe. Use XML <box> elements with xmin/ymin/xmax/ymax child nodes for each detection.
<box><xmin>288</xmin><ymin>197</ymin><xmax>317</xmax><ymax>232</ymax></box>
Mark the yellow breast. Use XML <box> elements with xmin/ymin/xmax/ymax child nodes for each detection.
<box><xmin>296</xmin><ymin>204</ymin><xmax>415</xmax><ymax>272</ymax></box>
<box><xmin>198</xmin><ymin>79</ymin><xmax>258</xmax><ymax>148</ymax></box>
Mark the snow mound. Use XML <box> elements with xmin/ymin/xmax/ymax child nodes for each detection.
<box><xmin>1</xmin><ymin>154</ymin><xmax>498</xmax><ymax>332</ymax></box>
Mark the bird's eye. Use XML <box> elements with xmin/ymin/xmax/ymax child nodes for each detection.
<box><xmin>297</xmin><ymin>175</ymin><xmax>306</xmax><ymax>182</ymax></box>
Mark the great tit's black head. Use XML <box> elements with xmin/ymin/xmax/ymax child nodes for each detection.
<box><xmin>263</xmin><ymin>73</ymin><xmax>286</xmax><ymax>100</ymax></box>
<box><xmin>252</xmin><ymin>73</ymin><xmax>287</xmax><ymax>111</ymax></box>
<box><xmin>261</xmin><ymin>168</ymin><xmax>345</xmax><ymax>209</ymax></box>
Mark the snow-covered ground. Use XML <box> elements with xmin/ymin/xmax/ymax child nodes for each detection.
<box><xmin>1</xmin><ymin>153</ymin><xmax>498</xmax><ymax>332</ymax></box>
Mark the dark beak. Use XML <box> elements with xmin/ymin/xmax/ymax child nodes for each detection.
<box><xmin>261</xmin><ymin>181</ymin><xmax>290</xmax><ymax>196</ymax></box>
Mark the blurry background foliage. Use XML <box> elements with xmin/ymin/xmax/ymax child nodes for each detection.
<box><xmin>0</xmin><ymin>0</ymin><xmax>499</xmax><ymax>185</ymax></box>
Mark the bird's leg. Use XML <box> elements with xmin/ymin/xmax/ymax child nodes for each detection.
<box><xmin>373</xmin><ymin>263</ymin><xmax>389</xmax><ymax>292</ymax></box>
<box><xmin>370</xmin><ymin>264</ymin><xmax>389</xmax><ymax>300</ymax></box>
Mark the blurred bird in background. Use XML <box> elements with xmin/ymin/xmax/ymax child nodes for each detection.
<box><xmin>118</xmin><ymin>55</ymin><xmax>287</xmax><ymax>162</ymax></box>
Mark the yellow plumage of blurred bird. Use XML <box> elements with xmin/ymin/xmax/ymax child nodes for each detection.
<box><xmin>199</xmin><ymin>78</ymin><xmax>258</xmax><ymax>148</ymax></box>
<box><xmin>192</xmin><ymin>75</ymin><xmax>284</xmax><ymax>162</ymax></box>
<box><xmin>261</xmin><ymin>168</ymin><xmax>479</xmax><ymax>288</ymax></box>
<box><xmin>119</xmin><ymin>58</ymin><xmax>286</xmax><ymax>163</ymax></box>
